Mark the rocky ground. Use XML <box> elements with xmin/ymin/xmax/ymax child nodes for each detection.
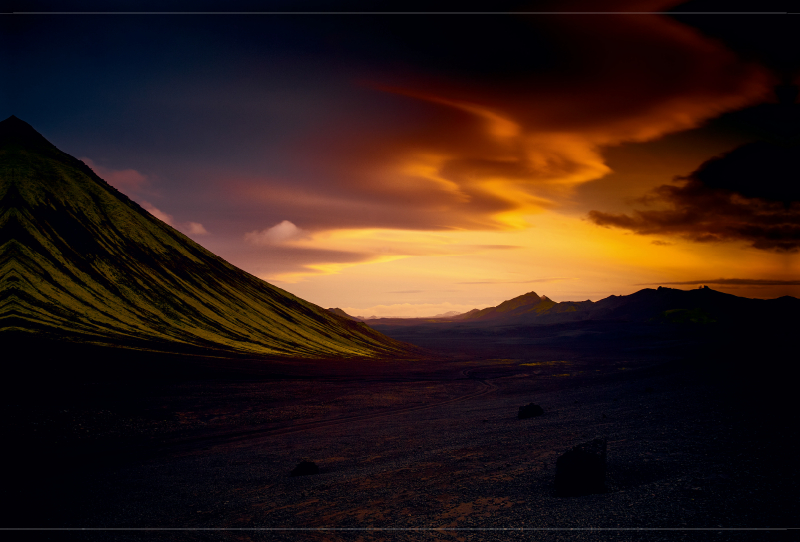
<box><xmin>3</xmin><ymin>335</ymin><xmax>798</xmax><ymax>541</ymax></box>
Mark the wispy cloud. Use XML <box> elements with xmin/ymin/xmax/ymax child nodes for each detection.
<box><xmin>457</xmin><ymin>277</ymin><xmax>574</xmax><ymax>285</ymax></box>
<box><xmin>643</xmin><ymin>278</ymin><xmax>800</xmax><ymax>286</ymax></box>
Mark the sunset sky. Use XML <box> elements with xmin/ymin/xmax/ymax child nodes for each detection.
<box><xmin>4</xmin><ymin>1</ymin><xmax>797</xmax><ymax>316</ymax></box>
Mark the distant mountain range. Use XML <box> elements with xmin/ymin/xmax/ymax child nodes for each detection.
<box><xmin>359</xmin><ymin>286</ymin><xmax>800</xmax><ymax>328</ymax></box>
<box><xmin>432</xmin><ymin>310</ymin><xmax>463</xmax><ymax>319</ymax></box>
<box><xmin>333</xmin><ymin>309</ymin><xmax>466</xmax><ymax>321</ymax></box>
<box><xmin>0</xmin><ymin>116</ymin><xmax>416</xmax><ymax>358</ymax></box>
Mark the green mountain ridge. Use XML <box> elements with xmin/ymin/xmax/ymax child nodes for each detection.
<box><xmin>0</xmin><ymin>116</ymin><xmax>414</xmax><ymax>358</ymax></box>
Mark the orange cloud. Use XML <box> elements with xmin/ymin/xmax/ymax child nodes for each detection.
<box><xmin>211</xmin><ymin>3</ymin><xmax>777</xmax><ymax>284</ymax></box>
<box><xmin>268</xmin><ymin>5</ymin><xmax>773</xmax><ymax>237</ymax></box>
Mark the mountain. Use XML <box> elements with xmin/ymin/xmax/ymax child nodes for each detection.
<box><xmin>0</xmin><ymin>116</ymin><xmax>415</xmax><ymax>358</ymax></box>
<box><xmin>370</xmin><ymin>286</ymin><xmax>800</xmax><ymax>330</ymax></box>
<box><xmin>566</xmin><ymin>285</ymin><xmax>800</xmax><ymax>325</ymax></box>
<box><xmin>368</xmin><ymin>286</ymin><xmax>800</xmax><ymax>360</ymax></box>
<box><xmin>454</xmin><ymin>291</ymin><xmax>556</xmax><ymax>321</ymax></box>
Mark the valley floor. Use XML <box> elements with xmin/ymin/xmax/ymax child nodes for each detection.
<box><xmin>3</xmin><ymin>338</ymin><xmax>798</xmax><ymax>541</ymax></box>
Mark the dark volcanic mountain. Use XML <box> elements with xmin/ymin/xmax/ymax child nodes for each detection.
<box><xmin>369</xmin><ymin>286</ymin><xmax>800</xmax><ymax>332</ymax></box>
<box><xmin>583</xmin><ymin>286</ymin><xmax>795</xmax><ymax>324</ymax></box>
<box><xmin>0</xmin><ymin>116</ymin><xmax>414</xmax><ymax>358</ymax></box>
<box><xmin>368</xmin><ymin>286</ymin><xmax>800</xmax><ymax>360</ymax></box>
<box><xmin>454</xmin><ymin>291</ymin><xmax>558</xmax><ymax>321</ymax></box>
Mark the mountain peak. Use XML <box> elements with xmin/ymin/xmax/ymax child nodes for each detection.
<box><xmin>458</xmin><ymin>290</ymin><xmax>555</xmax><ymax>321</ymax></box>
<box><xmin>0</xmin><ymin>116</ymin><xmax>59</xmax><ymax>154</ymax></box>
<box><xmin>1</xmin><ymin>120</ymin><xmax>415</xmax><ymax>358</ymax></box>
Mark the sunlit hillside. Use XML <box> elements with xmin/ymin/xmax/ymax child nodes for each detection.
<box><xmin>0</xmin><ymin>116</ymin><xmax>415</xmax><ymax>358</ymax></box>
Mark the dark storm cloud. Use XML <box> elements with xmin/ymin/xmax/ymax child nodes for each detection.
<box><xmin>690</xmin><ymin>140</ymin><xmax>800</xmax><ymax>204</ymax></box>
<box><xmin>589</xmin><ymin>138</ymin><xmax>800</xmax><ymax>252</ymax></box>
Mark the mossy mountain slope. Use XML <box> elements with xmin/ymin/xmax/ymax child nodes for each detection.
<box><xmin>0</xmin><ymin>116</ymin><xmax>413</xmax><ymax>357</ymax></box>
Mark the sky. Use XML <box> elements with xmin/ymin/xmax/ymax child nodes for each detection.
<box><xmin>3</xmin><ymin>1</ymin><xmax>798</xmax><ymax>316</ymax></box>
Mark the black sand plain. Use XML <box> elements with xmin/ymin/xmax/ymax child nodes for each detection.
<box><xmin>3</xmin><ymin>320</ymin><xmax>798</xmax><ymax>541</ymax></box>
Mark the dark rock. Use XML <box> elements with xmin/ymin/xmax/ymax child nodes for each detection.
<box><xmin>290</xmin><ymin>460</ymin><xmax>319</xmax><ymax>476</ymax></box>
<box><xmin>518</xmin><ymin>403</ymin><xmax>544</xmax><ymax>419</ymax></box>
<box><xmin>554</xmin><ymin>438</ymin><xmax>607</xmax><ymax>497</ymax></box>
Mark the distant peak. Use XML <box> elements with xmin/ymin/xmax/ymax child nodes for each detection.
<box><xmin>0</xmin><ymin>116</ymin><xmax>59</xmax><ymax>152</ymax></box>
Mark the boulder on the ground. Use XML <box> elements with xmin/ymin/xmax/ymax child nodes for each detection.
<box><xmin>554</xmin><ymin>438</ymin><xmax>607</xmax><ymax>496</ymax></box>
<box><xmin>290</xmin><ymin>460</ymin><xmax>319</xmax><ymax>476</ymax></box>
<box><xmin>518</xmin><ymin>403</ymin><xmax>544</xmax><ymax>419</ymax></box>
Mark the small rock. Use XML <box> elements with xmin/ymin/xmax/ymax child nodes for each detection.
<box><xmin>518</xmin><ymin>403</ymin><xmax>544</xmax><ymax>419</ymax></box>
<box><xmin>554</xmin><ymin>438</ymin><xmax>607</xmax><ymax>497</ymax></box>
<box><xmin>290</xmin><ymin>460</ymin><xmax>319</xmax><ymax>476</ymax></box>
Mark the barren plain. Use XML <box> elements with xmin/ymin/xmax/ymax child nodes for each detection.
<box><xmin>4</xmin><ymin>321</ymin><xmax>798</xmax><ymax>542</ymax></box>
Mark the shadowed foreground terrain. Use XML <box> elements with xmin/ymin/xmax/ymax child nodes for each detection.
<box><xmin>3</xmin><ymin>321</ymin><xmax>798</xmax><ymax>541</ymax></box>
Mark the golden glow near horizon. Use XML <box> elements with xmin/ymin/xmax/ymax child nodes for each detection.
<box><xmin>248</xmin><ymin>82</ymin><xmax>798</xmax><ymax>313</ymax></box>
<box><xmin>262</xmin><ymin>208</ymin><xmax>798</xmax><ymax>317</ymax></box>
<box><xmin>244</xmin><ymin>63</ymin><xmax>798</xmax><ymax>313</ymax></box>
